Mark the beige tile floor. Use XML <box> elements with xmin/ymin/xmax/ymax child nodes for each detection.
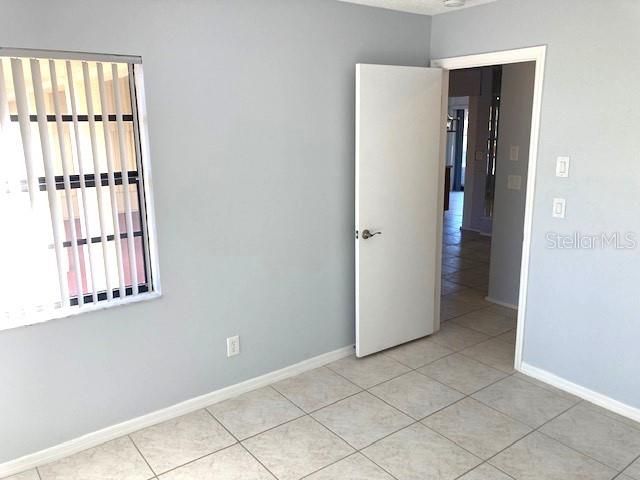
<box><xmin>7</xmin><ymin>193</ymin><xmax>640</xmax><ymax>480</ymax></box>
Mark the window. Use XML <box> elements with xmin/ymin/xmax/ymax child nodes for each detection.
<box><xmin>0</xmin><ymin>49</ymin><xmax>159</xmax><ymax>329</ymax></box>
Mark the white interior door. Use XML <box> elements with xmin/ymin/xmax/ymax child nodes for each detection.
<box><xmin>356</xmin><ymin>64</ymin><xmax>446</xmax><ymax>357</ymax></box>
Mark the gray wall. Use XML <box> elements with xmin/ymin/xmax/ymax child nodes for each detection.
<box><xmin>0</xmin><ymin>0</ymin><xmax>431</xmax><ymax>462</ymax></box>
<box><xmin>432</xmin><ymin>0</ymin><xmax>640</xmax><ymax>408</ymax></box>
<box><xmin>488</xmin><ymin>62</ymin><xmax>535</xmax><ymax>306</ymax></box>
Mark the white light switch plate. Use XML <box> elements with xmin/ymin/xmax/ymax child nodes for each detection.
<box><xmin>507</xmin><ymin>175</ymin><xmax>522</xmax><ymax>190</ymax></box>
<box><xmin>552</xmin><ymin>198</ymin><xmax>566</xmax><ymax>218</ymax></box>
<box><xmin>556</xmin><ymin>156</ymin><xmax>570</xmax><ymax>177</ymax></box>
<box><xmin>510</xmin><ymin>146</ymin><xmax>520</xmax><ymax>161</ymax></box>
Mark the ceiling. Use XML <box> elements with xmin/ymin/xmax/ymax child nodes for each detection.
<box><xmin>337</xmin><ymin>0</ymin><xmax>499</xmax><ymax>16</ymax></box>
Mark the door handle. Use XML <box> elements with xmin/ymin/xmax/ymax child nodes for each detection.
<box><xmin>362</xmin><ymin>229</ymin><xmax>382</xmax><ymax>240</ymax></box>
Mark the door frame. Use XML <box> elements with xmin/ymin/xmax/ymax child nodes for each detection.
<box><xmin>431</xmin><ymin>46</ymin><xmax>547</xmax><ymax>370</ymax></box>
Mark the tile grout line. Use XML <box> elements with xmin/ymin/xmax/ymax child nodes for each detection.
<box><xmin>533</xmin><ymin>409</ymin><xmax>640</xmax><ymax>475</ymax></box>
<box><xmin>380</xmin><ymin>349</ymin><xmax>459</xmax><ymax>373</ymax></box>
<box><xmin>443</xmin><ymin>304</ymin><xmax>511</xmax><ymax>324</ymax></box>
<box><xmin>139</xmin><ymin>412</ymin><xmax>242</xmax><ymax>478</ymax></box>
<box><xmin>295</xmin><ymin>416</ymin><xmax>361</xmax><ymax>477</ymax></box>
<box><xmin>441</xmin><ymin>304</ymin><xmax>492</xmax><ymax>323</ymax></box>
<box><xmin>580</xmin><ymin>404</ymin><xmax>640</xmax><ymax>435</ymax></box>
<box><xmin>324</xmin><ymin>363</ymin><xmax>408</xmax><ymax>392</ymax></box>
<box><xmin>450</xmin><ymin>316</ymin><xmax>516</xmax><ymax>339</ymax></box>
<box><xmin>428</xmin><ymin>335</ymin><xmax>515</xmax><ymax>376</ymax></box>
<box><xmin>204</xmin><ymin>404</ymin><xmax>282</xmax><ymax>480</ymax></box>
<box><xmin>455</xmin><ymin>348</ymin><xmax>515</xmax><ymax>375</ymax></box>
<box><xmin>481</xmin><ymin>399</ymin><xmax>620</xmax><ymax>476</ymax></box>
<box><xmin>149</xmin><ymin>443</ymin><xmax>238</xmax><ymax>478</ymax></box>
<box><xmin>128</xmin><ymin>434</ymin><xmax>158</xmax><ymax>478</ymax></box>
<box><xmin>357</xmin><ymin>449</ymin><xmax>405</xmax><ymax>480</ymax></box>
<box><xmin>297</xmin><ymin>451</ymin><xmax>403</xmax><ymax>480</ymax></box>
<box><xmin>618</xmin><ymin>453</ymin><xmax>640</xmax><ymax>478</ymax></box>
<box><xmin>236</xmin><ymin>443</ymin><xmax>279</xmax><ymax>480</ymax></box>
<box><xmin>204</xmin><ymin>408</ymin><xmax>281</xmax><ymax>480</ymax></box>
<box><xmin>451</xmin><ymin>461</ymin><xmax>518</xmax><ymax>480</ymax></box>
<box><xmin>470</xmin><ymin>462</ymin><xmax>517</xmax><ymax>480</ymax></box>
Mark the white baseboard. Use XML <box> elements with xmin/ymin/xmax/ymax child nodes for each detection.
<box><xmin>0</xmin><ymin>345</ymin><xmax>355</xmax><ymax>477</ymax></box>
<box><xmin>519</xmin><ymin>362</ymin><xmax>640</xmax><ymax>424</ymax></box>
<box><xmin>484</xmin><ymin>297</ymin><xmax>518</xmax><ymax>310</ymax></box>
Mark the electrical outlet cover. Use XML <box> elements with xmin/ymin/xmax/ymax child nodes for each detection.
<box><xmin>552</xmin><ymin>198</ymin><xmax>566</xmax><ymax>218</ymax></box>
<box><xmin>227</xmin><ymin>336</ymin><xmax>240</xmax><ymax>357</ymax></box>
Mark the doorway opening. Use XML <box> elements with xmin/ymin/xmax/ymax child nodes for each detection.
<box><xmin>433</xmin><ymin>47</ymin><xmax>546</xmax><ymax>370</ymax></box>
<box><xmin>438</xmin><ymin>63</ymin><xmax>524</xmax><ymax>375</ymax></box>
<box><xmin>354</xmin><ymin>47</ymin><xmax>545</xmax><ymax>363</ymax></box>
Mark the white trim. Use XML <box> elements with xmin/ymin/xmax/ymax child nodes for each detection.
<box><xmin>520</xmin><ymin>362</ymin><xmax>640</xmax><ymax>424</ymax></box>
<box><xmin>484</xmin><ymin>297</ymin><xmax>518</xmax><ymax>310</ymax></box>
<box><xmin>0</xmin><ymin>344</ymin><xmax>355</xmax><ymax>477</ymax></box>
<box><xmin>354</xmin><ymin>65</ymin><xmax>361</xmax><ymax>354</ymax></box>
<box><xmin>1</xmin><ymin>292</ymin><xmax>162</xmax><ymax>331</ymax></box>
<box><xmin>433</xmin><ymin>69</ymin><xmax>450</xmax><ymax>334</ymax></box>
<box><xmin>431</xmin><ymin>46</ymin><xmax>545</xmax><ymax>71</ymax></box>
<box><xmin>0</xmin><ymin>46</ymin><xmax>142</xmax><ymax>64</ymax></box>
<box><xmin>133</xmin><ymin>64</ymin><xmax>162</xmax><ymax>296</ymax></box>
<box><xmin>431</xmin><ymin>45</ymin><xmax>547</xmax><ymax>372</ymax></box>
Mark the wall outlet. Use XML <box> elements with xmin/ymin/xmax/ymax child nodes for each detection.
<box><xmin>227</xmin><ymin>336</ymin><xmax>240</xmax><ymax>357</ymax></box>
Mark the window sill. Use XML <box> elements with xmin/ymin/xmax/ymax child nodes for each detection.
<box><xmin>0</xmin><ymin>291</ymin><xmax>162</xmax><ymax>332</ymax></box>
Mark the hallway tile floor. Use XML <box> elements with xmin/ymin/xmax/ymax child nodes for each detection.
<box><xmin>6</xmin><ymin>193</ymin><xmax>640</xmax><ymax>479</ymax></box>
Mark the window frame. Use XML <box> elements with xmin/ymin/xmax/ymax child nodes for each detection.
<box><xmin>0</xmin><ymin>48</ymin><xmax>162</xmax><ymax>331</ymax></box>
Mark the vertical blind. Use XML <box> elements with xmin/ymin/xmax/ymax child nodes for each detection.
<box><xmin>0</xmin><ymin>54</ymin><xmax>153</xmax><ymax>325</ymax></box>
